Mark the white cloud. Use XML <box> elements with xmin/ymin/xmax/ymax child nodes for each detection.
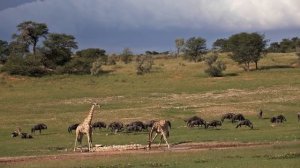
<box><xmin>1</xmin><ymin>0</ymin><xmax>300</xmax><ymax>32</ymax></box>
<box><xmin>0</xmin><ymin>0</ymin><xmax>299</xmax><ymax>52</ymax></box>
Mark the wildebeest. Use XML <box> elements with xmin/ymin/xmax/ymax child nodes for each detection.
<box><xmin>68</xmin><ymin>123</ymin><xmax>79</xmax><ymax>133</ymax></box>
<box><xmin>125</xmin><ymin>125</ymin><xmax>143</xmax><ymax>132</ymax></box>
<box><xmin>221</xmin><ymin>113</ymin><xmax>235</xmax><ymax>122</ymax></box>
<box><xmin>92</xmin><ymin>121</ymin><xmax>106</xmax><ymax>131</ymax></box>
<box><xmin>236</xmin><ymin>119</ymin><xmax>253</xmax><ymax>129</ymax></box>
<box><xmin>205</xmin><ymin>120</ymin><xmax>222</xmax><ymax>129</ymax></box>
<box><xmin>270</xmin><ymin>114</ymin><xmax>287</xmax><ymax>123</ymax></box>
<box><xmin>184</xmin><ymin>116</ymin><xmax>206</xmax><ymax>127</ymax></box>
<box><xmin>20</xmin><ymin>132</ymin><xmax>33</xmax><ymax>139</ymax></box>
<box><xmin>31</xmin><ymin>123</ymin><xmax>47</xmax><ymax>134</ymax></box>
<box><xmin>108</xmin><ymin>121</ymin><xmax>124</xmax><ymax>133</ymax></box>
<box><xmin>231</xmin><ymin>114</ymin><xmax>245</xmax><ymax>123</ymax></box>
<box><xmin>126</xmin><ymin>121</ymin><xmax>146</xmax><ymax>130</ymax></box>
<box><xmin>189</xmin><ymin>119</ymin><xmax>206</xmax><ymax>127</ymax></box>
<box><xmin>11</xmin><ymin>131</ymin><xmax>19</xmax><ymax>137</ymax></box>
<box><xmin>298</xmin><ymin>113</ymin><xmax>300</xmax><ymax>122</ymax></box>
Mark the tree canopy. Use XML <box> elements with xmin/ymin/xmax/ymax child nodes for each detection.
<box><xmin>12</xmin><ymin>21</ymin><xmax>48</xmax><ymax>54</ymax></box>
<box><xmin>42</xmin><ymin>33</ymin><xmax>78</xmax><ymax>68</ymax></box>
<box><xmin>227</xmin><ymin>32</ymin><xmax>267</xmax><ymax>71</ymax></box>
<box><xmin>183</xmin><ymin>37</ymin><xmax>207</xmax><ymax>62</ymax></box>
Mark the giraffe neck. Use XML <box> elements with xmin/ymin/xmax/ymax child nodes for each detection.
<box><xmin>83</xmin><ymin>105</ymin><xmax>95</xmax><ymax>125</ymax></box>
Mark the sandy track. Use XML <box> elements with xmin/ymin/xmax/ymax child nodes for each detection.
<box><xmin>0</xmin><ymin>141</ymin><xmax>272</xmax><ymax>164</ymax></box>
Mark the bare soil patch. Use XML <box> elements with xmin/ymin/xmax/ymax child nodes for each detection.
<box><xmin>0</xmin><ymin>141</ymin><xmax>273</xmax><ymax>164</ymax></box>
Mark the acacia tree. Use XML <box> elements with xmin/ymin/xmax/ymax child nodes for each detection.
<box><xmin>175</xmin><ymin>38</ymin><xmax>184</xmax><ymax>57</ymax></box>
<box><xmin>183</xmin><ymin>37</ymin><xmax>207</xmax><ymax>62</ymax></box>
<box><xmin>227</xmin><ymin>32</ymin><xmax>267</xmax><ymax>71</ymax></box>
<box><xmin>42</xmin><ymin>33</ymin><xmax>78</xmax><ymax>68</ymax></box>
<box><xmin>213</xmin><ymin>38</ymin><xmax>229</xmax><ymax>52</ymax></box>
<box><xmin>12</xmin><ymin>21</ymin><xmax>48</xmax><ymax>54</ymax></box>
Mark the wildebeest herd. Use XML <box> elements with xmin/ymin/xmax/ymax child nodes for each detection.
<box><xmin>67</xmin><ymin>120</ymin><xmax>157</xmax><ymax>135</ymax></box>
<box><xmin>10</xmin><ymin>109</ymin><xmax>298</xmax><ymax>152</ymax></box>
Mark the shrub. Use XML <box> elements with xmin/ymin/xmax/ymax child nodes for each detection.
<box><xmin>204</xmin><ymin>53</ymin><xmax>226</xmax><ymax>77</ymax></box>
<box><xmin>136</xmin><ymin>55</ymin><xmax>154</xmax><ymax>75</ymax></box>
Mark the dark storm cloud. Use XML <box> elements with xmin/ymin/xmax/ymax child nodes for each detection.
<box><xmin>0</xmin><ymin>0</ymin><xmax>299</xmax><ymax>53</ymax></box>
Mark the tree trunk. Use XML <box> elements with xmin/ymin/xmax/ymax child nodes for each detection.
<box><xmin>33</xmin><ymin>40</ymin><xmax>37</xmax><ymax>54</ymax></box>
<box><xmin>255</xmin><ymin>61</ymin><xmax>258</xmax><ymax>70</ymax></box>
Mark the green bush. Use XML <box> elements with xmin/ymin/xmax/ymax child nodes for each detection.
<box><xmin>204</xmin><ymin>53</ymin><xmax>226</xmax><ymax>77</ymax></box>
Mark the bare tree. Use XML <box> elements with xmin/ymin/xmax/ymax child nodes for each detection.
<box><xmin>175</xmin><ymin>38</ymin><xmax>184</xmax><ymax>57</ymax></box>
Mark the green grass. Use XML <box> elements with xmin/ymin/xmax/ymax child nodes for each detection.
<box><xmin>0</xmin><ymin>53</ymin><xmax>300</xmax><ymax>167</ymax></box>
<box><xmin>2</xmin><ymin>142</ymin><xmax>300</xmax><ymax>168</ymax></box>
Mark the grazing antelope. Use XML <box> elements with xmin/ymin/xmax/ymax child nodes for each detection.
<box><xmin>184</xmin><ymin>116</ymin><xmax>206</xmax><ymax>127</ymax></box>
<box><xmin>221</xmin><ymin>113</ymin><xmax>235</xmax><ymax>122</ymax></box>
<box><xmin>270</xmin><ymin>114</ymin><xmax>287</xmax><ymax>123</ymax></box>
<box><xmin>68</xmin><ymin>123</ymin><xmax>79</xmax><ymax>133</ymax></box>
<box><xmin>92</xmin><ymin>121</ymin><xmax>106</xmax><ymax>131</ymax></box>
<box><xmin>148</xmin><ymin>120</ymin><xmax>171</xmax><ymax>149</ymax></box>
<box><xmin>205</xmin><ymin>120</ymin><xmax>222</xmax><ymax>129</ymax></box>
<box><xmin>108</xmin><ymin>121</ymin><xmax>124</xmax><ymax>133</ymax></box>
<box><xmin>31</xmin><ymin>123</ymin><xmax>47</xmax><ymax>134</ymax></box>
<box><xmin>236</xmin><ymin>119</ymin><xmax>254</xmax><ymax>129</ymax></box>
<box><xmin>231</xmin><ymin>114</ymin><xmax>245</xmax><ymax>123</ymax></box>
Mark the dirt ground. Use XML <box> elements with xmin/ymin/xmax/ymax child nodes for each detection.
<box><xmin>0</xmin><ymin>141</ymin><xmax>273</xmax><ymax>164</ymax></box>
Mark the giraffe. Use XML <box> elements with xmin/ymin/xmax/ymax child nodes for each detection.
<box><xmin>148</xmin><ymin>120</ymin><xmax>171</xmax><ymax>149</ymax></box>
<box><xmin>74</xmin><ymin>103</ymin><xmax>101</xmax><ymax>152</ymax></box>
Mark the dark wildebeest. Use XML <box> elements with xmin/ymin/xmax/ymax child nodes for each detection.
<box><xmin>270</xmin><ymin>115</ymin><xmax>287</xmax><ymax>123</ymax></box>
<box><xmin>108</xmin><ymin>121</ymin><xmax>124</xmax><ymax>133</ymax></box>
<box><xmin>11</xmin><ymin>131</ymin><xmax>19</xmax><ymax>137</ymax></box>
<box><xmin>126</xmin><ymin>121</ymin><xmax>146</xmax><ymax>130</ymax></box>
<box><xmin>184</xmin><ymin>116</ymin><xmax>206</xmax><ymax>127</ymax></box>
<box><xmin>236</xmin><ymin>119</ymin><xmax>253</xmax><ymax>129</ymax></box>
<box><xmin>231</xmin><ymin>114</ymin><xmax>245</xmax><ymax>123</ymax></box>
<box><xmin>92</xmin><ymin>121</ymin><xmax>106</xmax><ymax>131</ymax></box>
<box><xmin>258</xmin><ymin>110</ymin><xmax>263</xmax><ymax>119</ymax></box>
<box><xmin>21</xmin><ymin>132</ymin><xmax>33</xmax><ymax>139</ymax></box>
<box><xmin>298</xmin><ymin>113</ymin><xmax>300</xmax><ymax>122</ymax></box>
<box><xmin>277</xmin><ymin>115</ymin><xmax>287</xmax><ymax>122</ymax></box>
<box><xmin>221</xmin><ymin>113</ymin><xmax>235</xmax><ymax>122</ymax></box>
<box><xmin>31</xmin><ymin>123</ymin><xmax>47</xmax><ymax>134</ymax></box>
<box><xmin>188</xmin><ymin>118</ymin><xmax>206</xmax><ymax>127</ymax></box>
<box><xmin>125</xmin><ymin>125</ymin><xmax>143</xmax><ymax>132</ymax></box>
<box><xmin>68</xmin><ymin>123</ymin><xmax>79</xmax><ymax>133</ymax></box>
<box><xmin>205</xmin><ymin>120</ymin><xmax>222</xmax><ymax>129</ymax></box>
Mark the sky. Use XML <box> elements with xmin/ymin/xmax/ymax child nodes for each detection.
<box><xmin>0</xmin><ymin>0</ymin><xmax>299</xmax><ymax>54</ymax></box>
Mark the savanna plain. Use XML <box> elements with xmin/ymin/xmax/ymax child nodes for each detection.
<box><xmin>0</xmin><ymin>53</ymin><xmax>299</xmax><ymax>168</ymax></box>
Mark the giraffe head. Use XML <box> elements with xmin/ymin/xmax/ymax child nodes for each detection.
<box><xmin>92</xmin><ymin>102</ymin><xmax>101</xmax><ymax>108</ymax></box>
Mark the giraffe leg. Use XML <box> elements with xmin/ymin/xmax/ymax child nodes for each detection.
<box><xmin>74</xmin><ymin>132</ymin><xmax>78</xmax><ymax>151</ymax></box>
<box><xmin>87</xmin><ymin>132</ymin><xmax>93</xmax><ymax>151</ymax></box>
<box><xmin>161</xmin><ymin>132</ymin><xmax>170</xmax><ymax>148</ymax></box>
<box><xmin>151</xmin><ymin>133</ymin><xmax>158</xmax><ymax>142</ymax></box>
